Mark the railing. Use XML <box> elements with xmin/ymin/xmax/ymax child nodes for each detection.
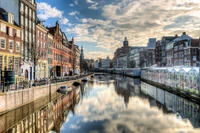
<box><xmin>0</xmin><ymin>72</ymin><xmax>93</xmax><ymax>92</ymax></box>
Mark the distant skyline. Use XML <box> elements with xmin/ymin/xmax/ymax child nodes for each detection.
<box><xmin>36</xmin><ymin>0</ymin><xmax>200</xmax><ymax>59</ymax></box>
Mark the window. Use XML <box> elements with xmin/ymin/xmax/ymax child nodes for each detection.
<box><xmin>38</xmin><ymin>40</ymin><xmax>40</xmax><ymax>47</ymax></box>
<box><xmin>17</xmin><ymin>30</ymin><xmax>20</xmax><ymax>37</ymax></box>
<box><xmin>29</xmin><ymin>20</ymin><xmax>32</xmax><ymax>29</ymax></box>
<box><xmin>38</xmin><ymin>31</ymin><xmax>40</xmax><ymax>37</ymax></box>
<box><xmin>9</xmin><ymin>40</ymin><xmax>14</xmax><ymax>50</ymax></box>
<box><xmin>21</xmin><ymin>15</ymin><xmax>24</xmax><ymax>25</ymax></box>
<box><xmin>33</xmin><ymin>11</ymin><xmax>35</xmax><ymax>19</ymax></box>
<box><xmin>1</xmin><ymin>23</ymin><xmax>6</xmax><ymax>32</ymax></box>
<box><xmin>0</xmin><ymin>38</ymin><xmax>6</xmax><ymax>49</ymax></box>
<box><xmin>43</xmin><ymin>34</ymin><xmax>46</xmax><ymax>40</ymax></box>
<box><xmin>20</xmin><ymin>3</ymin><xmax>24</xmax><ymax>12</ymax></box>
<box><xmin>174</xmin><ymin>46</ymin><xmax>178</xmax><ymax>51</ymax></box>
<box><xmin>44</xmin><ymin>43</ymin><xmax>46</xmax><ymax>48</ymax></box>
<box><xmin>29</xmin><ymin>8</ymin><xmax>32</xmax><ymax>17</ymax></box>
<box><xmin>25</xmin><ymin>5</ymin><xmax>28</xmax><ymax>14</ymax></box>
<box><xmin>8</xmin><ymin>14</ymin><xmax>14</xmax><ymax>24</ymax></box>
<box><xmin>40</xmin><ymin>32</ymin><xmax>42</xmax><ymax>38</ymax></box>
<box><xmin>33</xmin><ymin>22</ymin><xmax>35</xmax><ymax>31</ymax></box>
<box><xmin>9</xmin><ymin>27</ymin><xmax>13</xmax><ymax>36</ymax></box>
<box><xmin>25</xmin><ymin>18</ymin><xmax>28</xmax><ymax>27</ymax></box>
<box><xmin>185</xmin><ymin>41</ymin><xmax>189</xmax><ymax>47</ymax></box>
<box><xmin>179</xmin><ymin>44</ymin><xmax>183</xmax><ymax>50</ymax></box>
<box><xmin>16</xmin><ymin>42</ymin><xmax>20</xmax><ymax>51</ymax></box>
<box><xmin>193</xmin><ymin>56</ymin><xmax>196</xmax><ymax>61</ymax></box>
<box><xmin>14</xmin><ymin>57</ymin><xmax>19</xmax><ymax>74</ymax></box>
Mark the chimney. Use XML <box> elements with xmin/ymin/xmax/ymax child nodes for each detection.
<box><xmin>182</xmin><ymin>32</ymin><xmax>186</xmax><ymax>35</ymax></box>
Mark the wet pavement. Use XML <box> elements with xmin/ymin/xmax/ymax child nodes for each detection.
<box><xmin>1</xmin><ymin>74</ymin><xmax>200</xmax><ymax>133</ymax></box>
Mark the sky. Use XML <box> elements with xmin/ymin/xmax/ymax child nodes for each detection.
<box><xmin>36</xmin><ymin>0</ymin><xmax>200</xmax><ymax>60</ymax></box>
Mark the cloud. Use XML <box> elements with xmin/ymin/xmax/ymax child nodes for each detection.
<box><xmin>86</xmin><ymin>0</ymin><xmax>99</xmax><ymax>10</ymax></box>
<box><xmin>69</xmin><ymin>11</ymin><xmax>80</xmax><ymax>16</ymax></box>
<box><xmin>37</xmin><ymin>2</ymin><xmax>63</xmax><ymax>20</ymax></box>
<box><xmin>60</xmin><ymin>17</ymin><xmax>69</xmax><ymax>24</ymax></box>
<box><xmin>37</xmin><ymin>2</ymin><xmax>69</xmax><ymax>25</ymax></box>
<box><xmin>66</xmin><ymin>82</ymin><xmax>200</xmax><ymax>133</ymax></box>
<box><xmin>66</xmin><ymin>0</ymin><xmax>200</xmax><ymax>59</ymax></box>
<box><xmin>75</xmin><ymin>0</ymin><xmax>78</xmax><ymax>5</ymax></box>
<box><xmin>69</xmin><ymin>4</ymin><xmax>74</xmax><ymax>6</ymax></box>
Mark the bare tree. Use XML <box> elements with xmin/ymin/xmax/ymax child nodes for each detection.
<box><xmin>139</xmin><ymin>49</ymin><xmax>154</xmax><ymax>68</ymax></box>
<box><xmin>24</xmin><ymin>35</ymin><xmax>46</xmax><ymax>81</ymax></box>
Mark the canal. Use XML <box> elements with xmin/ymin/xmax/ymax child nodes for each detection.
<box><xmin>1</xmin><ymin>74</ymin><xmax>200</xmax><ymax>133</ymax></box>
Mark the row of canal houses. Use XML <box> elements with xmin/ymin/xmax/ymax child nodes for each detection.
<box><xmin>0</xmin><ymin>1</ymin><xmax>80</xmax><ymax>82</ymax></box>
<box><xmin>142</xmin><ymin>32</ymin><xmax>200</xmax><ymax>95</ymax></box>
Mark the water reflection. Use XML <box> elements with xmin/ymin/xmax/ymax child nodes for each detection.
<box><xmin>1</xmin><ymin>75</ymin><xmax>200</xmax><ymax>133</ymax></box>
<box><xmin>61</xmin><ymin>75</ymin><xmax>200</xmax><ymax>133</ymax></box>
<box><xmin>0</xmin><ymin>87</ymin><xmax>81</xmax><ymax>133</ymax></box>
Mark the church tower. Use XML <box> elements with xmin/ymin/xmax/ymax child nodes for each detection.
<box><xmin>123</xmin><ymin>37</ymin><xmax>129</xmax><ymax>47</ymax></box>
<box><xmin>80</xmin><ymin>46</ymin><xmax>84</xmax><ymax>62</ymax></box>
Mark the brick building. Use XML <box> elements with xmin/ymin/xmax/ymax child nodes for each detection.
<box><xmin>113</xmin><ymin>37</ymin><xmax>132</xmax><ymax>67</ymax></box>
<box><xmin>36</xmin><ymin>21</ymin><xmax>48</xmax><ymax>79</ymax></box>
<box><xmin>47</xmin><ymin>32</ymin><xmax>53</xmax><ymax>78</ymax></box>
<box><xmin>47</xmin><ymin>21</ymin><xmax>74</xmax><ymax>77</ymax></box>
<box><xmin>155</xmin><ymin>35</ymin><xmax>178</xmax><ymax>66</ymax></box>
<box><xmin>174</xmin><ymin>38</ymin><xmax>200</xmax><ymax>67</ymax></box>
<box><xmin>0</xmin><ymin>8</ymin><xmax>22</xmax><ymax>75</ymax></box>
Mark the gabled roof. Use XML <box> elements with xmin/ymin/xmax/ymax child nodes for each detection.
<box><xmin>0</xmin><ymin>8</ymin><xmax>19</xmax><ymax>27</ymax></box>
<box><xmin>47</xmin><ymin>26</ymin><xmax>56</xmax><ymax>35</ymax></box>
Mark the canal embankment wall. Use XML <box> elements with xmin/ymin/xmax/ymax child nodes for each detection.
<box><xmin>0</xmin><ymin>74</ymin><xmax>93</xmax><ymax>114</ymax></box>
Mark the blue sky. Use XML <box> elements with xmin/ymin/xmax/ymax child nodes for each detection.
<box><xmin>36</xmin><ymin>0</ymin><xmax>200</xmax><ymax>59</ymax></box>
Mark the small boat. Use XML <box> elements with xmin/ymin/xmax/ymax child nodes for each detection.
<box><xmin>82</xmin><ymin>77</ymin><xmax>89</xmax><ymax>82</ymax></box>
<box><xmin>57</xmin><ymin>86</ymin><xmax>72</xmax><ymax>93</ymax></box>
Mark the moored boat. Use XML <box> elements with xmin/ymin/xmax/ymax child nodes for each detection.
<box><xmin>57</xmin><ymin>86</ymin><xmax>72</xmax><ymax>93</ymax></box>
<box><xmin>82</xmin><ymin>77</ymin><xmax>90</xmax><ymax>82</ymax></box>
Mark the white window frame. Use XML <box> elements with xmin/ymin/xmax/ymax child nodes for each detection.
<box><xmin>0</xmin><ymin>23</ymin><xmax>6</xmax><ymax>32</ymax></box>
<box><xmin>16</xmin><ymin>41</ymin><xmax>20</xmax><ymax>52</ymax></box>
<box><xmin>0</xmin><ymin>38</ymin><xmax>6</xmax><ymax>49</ymax></box>
<box><xmin>21</xmin><ymin>3</ymin><xmax>24</xmax><ymax>12</ymax></box>
<box><xmin>9</xmin><ymin>40</ymin><xmax>14</xmax><ymax>50</ymax></box>
<box><xmin>29</xmin><ymin>8</ymin><xmax>32</xmax><ymax>17</ymax></box>
<box><xmin>38</xmin><ymin>31</ymin><xmax>40</xmax><ymax>37</ymax></box>
<box><xmin>17</xmin><ymin>30</ymin><xmax>20</xmax><ymax>37</ymax></box>
<box><xmin>25</xmin><ymin>5</ymin><xmax>28</xmax><ymax>14</ymax></box>
<box><xmin>9</xmin><ymin>27</ymin><xmax>13</xmax><ymax>37</ymax></box>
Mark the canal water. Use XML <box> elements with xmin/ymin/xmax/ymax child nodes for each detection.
<box><xmin>1</xmin><ymin>74</ymin><xmax>200</xmax><ymax>133</ymax></box>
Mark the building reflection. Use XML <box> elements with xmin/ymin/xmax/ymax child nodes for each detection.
<box><xmin>0</xmin><ymin>87</ymin><xmax>81</xmax><ymax>133</ymax></box>
<box><xmin>113</xmin><ymin>74</ymin><xmax>141</xmax><ymax>107</ymax></box>
<box><xmin>141</xmin><ymin>82</ymin><xmax>200</xmax><ymax>128</ymax></box>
